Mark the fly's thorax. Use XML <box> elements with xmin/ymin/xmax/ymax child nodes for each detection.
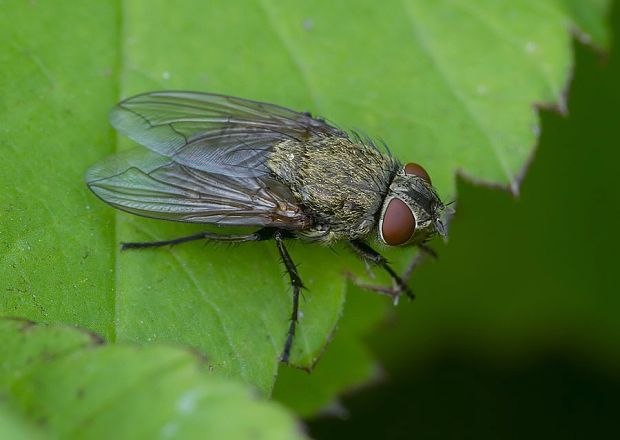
<box><xmin>267</xmin><ymin>139</ymin><xmax>306</xmax><ymax>184</ymax></box>
<box><xmin>378</xmin><ymin>165</ymin><xmax>443</xmax><ymax>246</ymax></box>
<box><xmin>268</xmin><ymin>137</ymin><xmax>398</xmax><ymax>241</ymax></box>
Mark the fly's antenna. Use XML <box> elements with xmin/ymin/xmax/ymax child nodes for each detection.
<box><xmin>433</xmin><ymin>200</ymin><xmax>455</xmax><ymax>239</ymax></box>
<box><xmin>443</xmin><ymin>200</ymin><xmax>456</xmax><ymax>215</ymax></box>
<box><xmin>435</xmin><ymin>217</ymin><xmax>448</xmax><ymax>237</ymax></box>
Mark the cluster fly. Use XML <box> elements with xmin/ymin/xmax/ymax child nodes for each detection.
<box><xmin>86</xmin><ymin>91</ymin><xmax>449</xmax><ymax>362</ymax></box>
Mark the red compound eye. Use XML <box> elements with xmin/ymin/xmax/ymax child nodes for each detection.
<box><xmin>381</xmin><ymin>198</ymin><xmax>416</xmax><ymax>246</ymax></box>
<box><xmin>404</xmin><ymin>162</ymin><xmax>431</xmax><ymax>184</ymax></box>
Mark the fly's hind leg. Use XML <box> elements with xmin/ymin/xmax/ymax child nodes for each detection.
<box><xmin>120</xmin><ymin>228</ymin><xmax>275</xmax><ymax>250</ymax></box>
<box><xmin>274</xmin><ymin>230</ymin><xmax>303</xmax><ymax>363</ymax></box>
<box><xmin>347</xmin><ymin>240</ymin><xmax>432</xmax><ymax>304</ymax></box>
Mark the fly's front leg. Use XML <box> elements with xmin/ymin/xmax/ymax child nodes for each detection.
<box><xmin>348</xmin><ymin>240</ymin><xmax>418</xmax><ymax>304</ymax></box>
<box><xmin>120</xmin><ymin>228</ymin><xmax>275</xmax><ymax>250</ymax></box>
<box><xmin>274</xmin><ymin>230</ymin><xmax>303</xmax><ymax>363</ymax></box>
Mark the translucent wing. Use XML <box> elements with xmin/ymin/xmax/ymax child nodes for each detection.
<box><xmin>110</xmin><ymin>91</ymin><xmax>347</xmax><ymax>177</ymax></box>
<box><xmin>85</xmin><ymin>148</ymin><xmax>310</xmax><ymax>229</ymax></box>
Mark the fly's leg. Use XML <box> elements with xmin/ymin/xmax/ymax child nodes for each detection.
<box><xmin>120</xmin><ymin>228</ymin><xmax>275</xmax><ymax>250</ymax></box>
<box><xmin>417</xmin><ymin>242</ymin><xmax>438</xmax><ymax>260</ymax></box>
<box><xmin>383</xmin><ymin>244</ymin><xmax>437</xmax><ymax>294</ymax></box>
<box><xmin>274</xmin><ymin>230</ymin><xmax>303</xmax><ymax>363</ymax></box>
<box><xmin>347</xmin><ymin>240</ymin><xmax>423</xmax><ymax>304</ymax></box>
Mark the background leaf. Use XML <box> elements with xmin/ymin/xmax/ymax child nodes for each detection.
<box><xmin>0</xmin><ymin>0</ymin><xmax>611</xmax><ymax>418</ymax></box>
<box><xmin>0</xmin><ymin>403</ymin><xmax>45</xmax><ymax>440</ymax></box>
<box><xmin>0</xmin><ymin>318</ymin><xmax>305</xmax><ymax>439</ymax></box>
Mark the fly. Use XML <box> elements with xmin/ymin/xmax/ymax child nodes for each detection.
<box><xmin>85</xmin><ymin>91</ymin><xmax>449</xmax><ymax>362</ymax></box>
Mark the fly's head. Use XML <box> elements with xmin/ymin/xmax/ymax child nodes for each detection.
<box><xmin>378</xmin><ymin>162</ymin><xmax>449</xmax><ymax>247</ymax></box>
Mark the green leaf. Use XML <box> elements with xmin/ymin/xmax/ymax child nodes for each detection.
<box><xmin>1</xmin><ymin>0</ymin><xmax>119</xmax><ymax>338</ymax></box>
<box><xmin>0</xmin><ymin>0</ymin><xmax>611</xmax><ymax>413</ymax></box>
<box><xmin>0</xmin><ymin>318</ymin><xmax>305</xmax><ymax>439</ymax></box>
<box><xmin>0</xmin><ymin>403</ymin><xmax>45</xmax><ymax>440</ymax></box>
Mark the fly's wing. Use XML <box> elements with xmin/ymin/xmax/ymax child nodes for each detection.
<box><xmin>109</xmin><ymin>91</ymin><xmax>347</xmax><ymax>177</ymax></box>
<box><xmin>86</xmin><ymin>91</ymin><xmax>342</xmax><ymax>227</ymax></box>
<box><xmin>85</xmin><ymin>148</ymin><xmax>310</xmax><ymax>229</ymax></box>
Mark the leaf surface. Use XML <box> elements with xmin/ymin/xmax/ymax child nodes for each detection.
<box><xmin>0</xmin><ymin>319</ymin><xmax>304</xmax><ymax>439</ymax></box>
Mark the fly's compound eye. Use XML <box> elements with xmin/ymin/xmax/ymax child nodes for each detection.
<box><xmin>404</xmin><ymin>162</ymin><xmax>431</xmax><ymax>185</ymax></box>
<box><xmin>381</xmin><ymin>198</ymin><xmax>416</xmax><ymax>246</ymax></box>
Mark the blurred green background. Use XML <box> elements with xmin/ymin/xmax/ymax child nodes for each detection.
<box><xmin>309</xmin><ymin>4</ymin><xmax>620</xmax><ymax>439</ymax></box>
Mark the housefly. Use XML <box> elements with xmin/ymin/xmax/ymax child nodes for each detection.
<box><xmin>85</xmin><ymin>91</ymin><xmax>448</xmax><ymax>362</ymax></box>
